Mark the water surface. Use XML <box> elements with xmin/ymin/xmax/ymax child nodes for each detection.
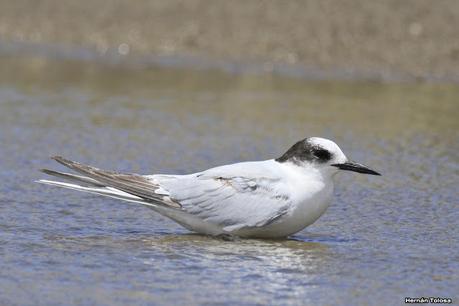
<box><xmin>0</xmin><ymin>56</ymin><xmax>458</xmax><ymax>305</ymax></box>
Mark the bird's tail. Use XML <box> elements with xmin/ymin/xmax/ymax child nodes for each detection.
<box><xmin>38</xmin><ymin>177</ymin><xmax>159</xmax><ymax>207</ymax></box>
<box><xmin>37</xmin><ymin>156</ymin><xmax>179</xmax><ymax>209</ymax></box>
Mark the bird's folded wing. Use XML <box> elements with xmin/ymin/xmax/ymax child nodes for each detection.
<box><xmin>154</xmin><ymin>173</ymin><xmax>292</xmax><ymax>231</ymax></box>
<box><xmin>44</xmin><ymin>157</ymin><xmax>292</xmax><ymax>231</ymax></box>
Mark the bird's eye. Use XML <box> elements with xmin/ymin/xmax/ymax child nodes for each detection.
<box><xmin>313</xmin><ymin>149</ymin><xmax>332</xmax><ymax>161</ymax></box>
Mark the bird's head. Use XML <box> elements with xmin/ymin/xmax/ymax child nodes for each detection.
<box><xmin>275</xmin><ymin>137</ymin><xmax>381</xmax><ymax>177</ymax></box>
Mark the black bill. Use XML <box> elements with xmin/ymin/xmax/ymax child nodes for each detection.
<box><xmin>332</xmin><ymin>161</ymin><xmax>381</xmax><ymax>175</ymax></box>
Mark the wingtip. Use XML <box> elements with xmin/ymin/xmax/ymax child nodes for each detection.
<box><xmin>51</xmin><ymin>155</ymin><xmax>74</xmax><ymax>166</ymax></box>
<box><xmin>40</xmin><ymin>168</ymin><xmax>59</xmax><ymax>175</ymax></box>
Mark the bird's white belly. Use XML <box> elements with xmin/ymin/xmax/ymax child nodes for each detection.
<box><xmin>164</xmin><ymin>188</ymin><xmax>333</xmax><ymax>238</ymax></box>
<box><xmin>234</xmin><ymin>182</ymin><xmax>334</xmax><ymax>238</ymax></box>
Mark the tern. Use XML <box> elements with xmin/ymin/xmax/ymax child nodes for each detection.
<box><xmin>38</xmin><ymin>137</ymin><xmax>380</xmax><ymax>238</ymax></box>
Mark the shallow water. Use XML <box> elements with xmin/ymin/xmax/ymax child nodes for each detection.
<box><xmin>0</xmin><ymin>56</ymin><xmax>458</xmax><ymax>305</ymax></box>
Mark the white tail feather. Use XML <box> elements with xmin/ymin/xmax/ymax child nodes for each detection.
<box><xmin>37</xmin><ymin>179</ymin><xmax>159</xmax><ymax>208</ymax></box>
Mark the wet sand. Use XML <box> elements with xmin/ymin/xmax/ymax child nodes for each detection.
<box><xmin>1</xmin><ymin>0</ymin><xmax>459</xmax><ymax>82</ymax></box>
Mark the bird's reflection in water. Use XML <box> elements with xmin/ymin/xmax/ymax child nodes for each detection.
<box><xmin>137</xmin><ymin>233</ymin><xmax>330</xmax><ymax>294</ymax></box>
<box><xmin>43</xmin><ymin>232</ymin><xmax>333</xmax><ymax>303</ymax></box>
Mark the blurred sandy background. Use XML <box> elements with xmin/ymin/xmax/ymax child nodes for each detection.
<box><xmin>1</xmin><ymin>0</ymin><xmax>458</xmax><ymax>82</ymax></box>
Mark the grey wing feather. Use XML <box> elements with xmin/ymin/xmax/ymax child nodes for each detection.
<box><xmin>46</xmin><ymin>156</ymin><xmax>180</xmax><ymax>208</ymax></box>
<box><xmin>157</xmin><ymin>174</ymin><xmax>292</xmax><ymax>231</ymax></box>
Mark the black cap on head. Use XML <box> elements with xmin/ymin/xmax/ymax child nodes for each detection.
<box><xmin>276</xmin><ymin>138</ymin><xmax>333</xmax><ymax>164</ymax></box>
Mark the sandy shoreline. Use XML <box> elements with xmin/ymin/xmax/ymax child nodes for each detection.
<box><xmin>1</xmin><ymin>0</ymin><xmax>458</xmax><ymax>82</ymax></box>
